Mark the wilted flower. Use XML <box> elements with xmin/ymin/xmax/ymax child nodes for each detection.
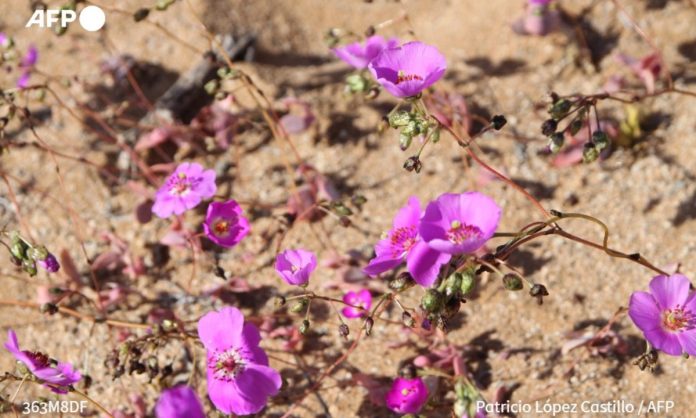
<box><xmin>420</xmin><ymin>192</ymin><xmax>501</xmax><ymax>255</ymax></box>
<box><xmin>203</xmin><ymin>200</ymin><xmax>250</xmax><ymax>248</ymax></box>
<box><xmin>4</xmin><ymin>329</ymin><xmax>80</xmax><ymax>393</ymax></box>
<box><xmin>512</xmin><ymin>0</ymin><xmax>560</xmax><ymax>36</ymax></box>
<box><xmin>198</xmin><ymin>307</ymin><xmax>282</xmax><ymax>415</ymax></box>
<box><xmin>332</xmin><ymin>35</ymin><xmax>399</xmax><ymax>69</ymax></box>
<box><xmin>368</xmin><ymin>41</ymin><xmax>447</xmax><ymax>98</ymax></box>
<box><xmin>152</xmin><ymin>162</ymin><xmax>217</xmax><ymax>218</ymax></box>
<box><xmin>155</xmin><ymin>385</ymin><xmax>205</xmax><ymax>418</ymax></box>
<box><xmin>385</xmin><ymin>376</ymin><xmax>428</xmax><ymax>414</ymax></box>
<box><xmin>342</xmin><ymin>289</ymin><xmax>372</xmax><ymax>318</ymax></box>
<box><xmin>628</xmin><ymin>274</ymin><xmax>696</xmax><ymax>356</ymax></box>
<box><xmin>364</xmin><ymin>196</ymin><xmax>451</xmax><ymax>287</ymax></box>
<box><xmin>275</xmin><ymin>249</ymin><xmax>317</xmax><ymax>286</ymax></box>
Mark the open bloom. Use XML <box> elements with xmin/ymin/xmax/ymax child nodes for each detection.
<box><xmin>333</xmin><ymin>35</ymin><xmax>399</xmax><ymax>69</ymax></box>
<box><xmin>4</xmin><ymin>329</ymin><xmax>80</xmax><ymax>393</ymax></box>
<box><xmin>368</xmin><ymin>41</ymin><xmax>446</xmax><ymax>98</ymax></box>
<box><xmin>203</xmin><ymin>200</ymin><xmax>250</xmax><ymax>248</ymax></box>
<box><xmin>385</xmin><ymin>377</ymin><xmax>428</xmax><ymax>414</ymax></box>
<box><xmin>628</xmin><ymin>274</ymin><xmax>696</xmax><ymax>356</ymax></box>
<box><xmin>341</xmin><ymin>289</ymin><xmax>372</xmax><ymax>318</ymax></box>
<box><xmin>155</xmin><ymin>385</ymin><xmax>205</xmax><ymax>418</ymax></box>
<box><xmin>198</xmin><ymin>307</ymin><xmax>282</xmax><ymax>415</ymax></box>
<box><xmin>152</xmin><ymin>162</ymin><xmax>217</xmax><ymax>218</ymax></box>
<box><xmin>275</xmin><ymin>249</ymin><xmax>317</xmax><ymax>286</ymax></box>
<box><xmin>420</xmin><ymin>192</ymin><xmax>501</xmax><ymax>255</ymax></box>
<box><xmin>364</xmin><ymin>196</ymin><xmax>451</xmax><ymax>287</ymax></box>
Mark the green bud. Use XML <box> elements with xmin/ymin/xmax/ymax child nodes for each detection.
<box><xmin>502</xmin><ymin>274</ymin><xmax>523</xmax><ymax>291</ymax></box>
<box><xmin>389</xmin><ymin>273</ymin><xmax>415</xmax><ymax>292</ymax></box>
<box><xmin>388</xmin><ymin>110</ymin><xmax>412</xmax><ymax>128</ymax></box>
<box><xmin>549</xmin><ymin>133</ymin><xmax>564</xmax><ymax>154</ymax></box>
<box><xmin>299</xmin><ymin>319</ymin><xmax>310</xmax><ymax>335</ymax></box>
<box><xmin>569</xmin><ymin>118</ymin><xmax>584</xmax><ymax>136</ymax></box>
<box><xmin>430</xmin><ymin>126</ymin><xmax>441</xmax><ymax>143</ymax></box>
<box><xmin>22</xmin><ymin>259</ymin><xmax>37</xmax><ymax>276</ymax></box>
<box><xmin>399</xmin><ymin>132</ymin><xmax>412</xmax><ymax>151</ymax></box>
<box><xmin>331</xmin><ymin>202</ymin><xmax>353</xmax><ymax>217</ymax></box>
<box><xmin>460</xmin><ymin>271</ymin><xmax>475</xmax><ymax>296</ymax></box>
<box><xmin>549</xmin><ymin>99</ymin><xmax>572</xmax><ymax>119</ymax></box>
<box><xmin>401</xmin><ymin>120</ymin><xmax>418</xmax><ymax>137</ymax></box>
<box><xmin>421</xmin><ymin>289</ymin><xmax>444</xmax><ymax>313</ymax></box>
<box><xmin>290</xmin><ymin>299</ymin><xmax>309</xmax><ymax>314</ymax></box>
<box><xmin>10</xmin><ymin>241</ymin><xmax>28</xmax><ymax>261</ymax></box>
<box><xmin>444</xmin><ymin>272</ymin><xmax>463</xmax><ymax>298</ymax></box>
<box><xmin>591</xmin><ymin>131</ymin><xmax>609</xmax><ymax>150</ymax></box>
<box><xmin>345</xmin><ymin>74</ymin><xmax>367</xmax><ymax>93</ymax></box>
<box><xmin>351</xmin><ymin>195</ymin><xmax>367</xmax><ymax>207</ymax></box>
<box><xmin>156</xmin><ymin>0</ymin><xmax>176</xmax><ymax>11</ymax></box>
<box><xmin>204</xmin><ymin>79</ymin><xmax>219</xmax><ymax>95</ymax></box>
<box><xmin>582</xmin><ymin>143</ymin><xmax>600</xmax><ymax>163</ymax></box>
<box><xmin>28</xmin><ymin>245</ymin><xmax>49</xmax><ymax>262</ymax></box>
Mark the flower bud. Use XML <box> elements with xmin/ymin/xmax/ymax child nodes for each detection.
<box><xmin>569</xmin><ymin>118</ymin><xmax>584</xmax><ymax>136</ymax></box>
<box><xmin>338</xmin><ymin>323</ymin><xmax>349</xmax><ymax>338</ymax></box>
<box><xmin>421</xmin><ymin>289</ymin><xmax>444</xmax><ymax>313</ymax></box>
<box><xmin>40</xmin><ymin>303</ymin><xmax>58</xmax><ymax>315</ymax></box>
<box><xmin>403</xmin><ymin>156</ymin><xmax>422</xmax><ymax>173</ymax></box>
<box><xmin>388</xmin><ymin>111</ymin><xmax>412</xmax><ymax>128</ymax></box>
<box><xmin>491</xmin><ymin>115</ymin><xmax>507</xmax><ymax>130</ymax></box>
<box><xmin>156</xmin><ymin>0</ymin><xmax>176</xmax><ymax>11</ymax></box>
<box><xmin>591</xmin><ymin>130</ymin><xmax>609</xmax><ymax>150</ymax></box>
<box><xmin>444</xmin><ymin>272</ymin><xmax>463</xmax><ymax>298</ymax></box>
<box><xmin>460</xmin><ymin>271</ymin><xmax>475</xmax><ymax>296</ymax></box>
<box><xmin>299</xmin><ymin>319</ymin><xmax>310</xmax><ymax>335</ymax></box>
<box><xmin>430</xmin><ymin>126</ymin><xmax>441</xmax><ymax>143</ymax></box>
<box><xmin>399</xmin><ymin>132</ymin><xmax>412</xmax><ymax>151</ymax></box>
<box><xmin>290</xmin><ymin>298</ymin><xmax>309</xmax><ymax>314</ymax></box>
<box><xmin>10</xmin><ymin>239</ymin><xmax>28</xmax><ymax>261</ymax></box>
<box><xmin>345</xmin><ymin>74</ymin><xmax>367</xmax><ymax>93</ymax></box>
<box><xmin>548</xmin><ymin>132</ymin><xmax>564</xmax><ymax>153</ymax></box>
<box><xmin>364</xmin><ymin>317</ymin><xmax>374</xmax><ymax>336</ymax></box>
<box><xmin>549</xmin><ymin>99</ymin><xmax>571</xmax><ymax>119</ymax></box>
<box><xmin>389</xmin><ymin>272</ymin><xmax>416</xmax><ymax>292</ymax></box>
<box><xmin>401</xmin><ymin>120</ymin><xmax>418</xmax><ymax>137</ymax></box>
<box><xmin>582</xmin><ymin>143</ymin><xmax>600</xmax><ymax>163</ymax></box>
<box><xmin>204</xmin><ymin>79</ymin><xmax>219</xmax><ymax>95</ymax></box>
<box><xmin>22</xmin><ymin>259</ymin><xmax>37</xmax><ymax>276</ymax></box>
<box><xmin>28</xmin><ymin>245</ymin><xmax>49</xmax><ymax>262</ymax></box>
<box><xmin>529</xmin><ymin>283</ymin><xmax>549</xmax><ymax>305</ymax></box>
<box><xmin>541</xmin><ymin>119</ymin><xmax>557</xmax><ymax>136</ymax></box>
<box><xmin>502</xmin><ymin>274</ymin><xmax>523</xmax><ymax>291</ymax></box>
<box><xmin>133</xmin><ymin>8</ymin><xmax>150</xmax><ymax>22</ymax></box>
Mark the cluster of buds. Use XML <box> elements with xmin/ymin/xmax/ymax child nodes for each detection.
<box><xmin>453</xmin><ymin>378</ymin><xmax>486</xmax><ymax>418</ymax></box>
<box><xmin>541</xmin><ymin>94</ymin><xmax>610</xmax><ymax>162</ymax></box>
<box><xmin>204</xmin><ymin>66</ymin><xmax>242</xmax><ymax>101</ymax></box>
<box><xmin>104</xmin><ymin>337</ymin><xmax>173</xmax><ymax>382</ymax></box>
<box><xmin>7</xmin><ymin>232</ymin><xmax>59</xmax><ymax>276</ymax></box>
<box><xmin>419</xmin><ymin>269</ymin><xmax>475</xmax><ymax>331</ymax></box>
<box><xmin>320</xmin><ymin>196</ymin><xmax>366</xmax><ymax>228</ymax></box>
<box><xmin>387</xmin><ymin>110</ymin><xmax>440</xmax><ymax>152</ymax></box>
<box><xmin>344</xmin><ymin>73</ymin><xmax>379</xmax><ymax>96</ymax></box>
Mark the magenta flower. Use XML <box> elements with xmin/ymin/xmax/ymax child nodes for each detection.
<box><xmin>341</xmin><ymin>289</ymin><xmax>372</xmax><ymax>318</ymax></box>
<box><xmin>152</xmin><ymin>162</ymin><xmax>217</xmax><ymax>218</ymax></box>
<box><xmin>198</xmin><ymin>307</ymin><xmax>282</xmax><ymax>415</ymax></box>
<box><xmin>203</xmin><ymin>200</ymin><xmax>250</xmax><ymax>248</ymax></box>
<box><xmin>4</xmin><ymin>330</ymin><xmax>80</xmax><ymax>393</ymax></box>
<box><xmin>420</xmin><ymin>192</ymin><xmax>501</xmax><ymax>255</ymax></box>
<box><xmin>37</xmin><ymin>253</ymin><xmax>60</xmax><ymax>273</ymax></box>
<box><xmin>368</xmin><ymin>41</ymin><xmax>446</xmax><ymax>98</ymax></box>
<box><xmin>333</xmin><ymin>35</ymin><xmax>399</xmax><ymax>69</ymax></box>
<box><xmin>385</xmin><ymin>377</ymin><xmax>428</xmax><ymax>414</ymax></box>
<box><xmin>155</xmin><ymin>385</ymin><xmax>204</xmax><ymax>418</ymax></box>
<box><xmin>364</xmin><ymin>196</ymin><xmax>451</xmax><ymax>287</ymax></box>
<box><xmin>16</xmin><ymin>44</ymin><xmax>38</xmax><ymax>89</ymax></box>
<box><xmin>628</xmin><ymin>274</ymin><xmax>696</xmax><ymax>356</ymax></box>
<box><xmin>275</xmin><ymin>249</ymin><xmax>317</xmax><ymax>286</ymax></box>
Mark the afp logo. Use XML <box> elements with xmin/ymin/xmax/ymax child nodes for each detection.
<box><xmin>26</xmin><ymin>5</ymin><xmax>106</xmax><ymax>32</ymax></box>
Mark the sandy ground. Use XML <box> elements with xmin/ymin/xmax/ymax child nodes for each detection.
<box><xmin>0</xmin><ymin>0</ymin><xmax>695</xmax><ymax>416</ymax></box>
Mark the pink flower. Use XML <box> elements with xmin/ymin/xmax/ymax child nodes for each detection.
<box><xmin>152</xmin><ymin>162</ymin><xmax>217</xmax><ymax>218</ymax></box>
<box><xmin>385</xmin><ymin>377</ymin><xmax>428</xmax><ymax>414</ymax></box>
<box><xmin>198</xmin><ymin>307</ymin><xmax>282</xmax><ymax>415</ymax></box>
<box><xmin>342</xmin><ymin>289</ymin><xmax>372</xmax><ymax>318</ymax></box>
<box><xmin>16</xmin><ymin>44</ymin><xmax>38</xmax><ymax>89</ymax></box>
<box><xmin>4</xmin><ymin>329</ymin><xmax>80</xmax><ymax>393</ymax></box>
<box><xmin>364</xmin><ymin>196</ymin><xmax>451</xmax><ymax>287</ymax></box>
<box><xmin>512</xmin><ymin>0</ymin><xmax>560</xmax><ymax>36</ymax></box>
<box><xmin>155</xmin><ymin>385</ymin><xmax>204</xmax><ymax>418</ymax></box>
<box><xmin>368</xmin><ymin>41</ymin><xmax>447</xmax><ymax>98</ymax></box>
<box><xmin>37</xmin><ymin>253</ymin><xmax>60</xmax><ymax>273</ymax></box>
<box><xmin>628</xmin><ymin>274</ymin><xmax>696</xmax><ymax>356</ymax></box>
<box><xmin>333</xmin><ymin>35</ymin><xmax>399</xmax><ymax>69</ymax></box>
<box><xmin>420</xmin><ymin>192</ymin><xmax>501</xmax><ymax>255</ymax></box>
<box><xmin>275</xmin><ymin>249</ymin><xmax>317</xmax><ymax>286</ymax></box>
<box><xmin>203</xmin><ymin>200</ymin><xmax>250</xmax><ymax>248</ymax></box>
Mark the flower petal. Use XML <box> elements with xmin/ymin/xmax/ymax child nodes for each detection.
<box><xmin>197</xmin><ymin>307</ymin><xmax>244</xmax><ymax>351</ymax></box>
<box><xmin>628</xmin><ymin>291</ymin><xmax>662</xmax><ymax>332</ymax></box>
<box><xmin>406</xmin><ymin>241</ymin><xmax>451</xmax><ymax>287</ymax></box>
<box><xmin>649</xmin><ymin>274</ymin><xmax>691</xmax><ymax>310</ymax></box>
